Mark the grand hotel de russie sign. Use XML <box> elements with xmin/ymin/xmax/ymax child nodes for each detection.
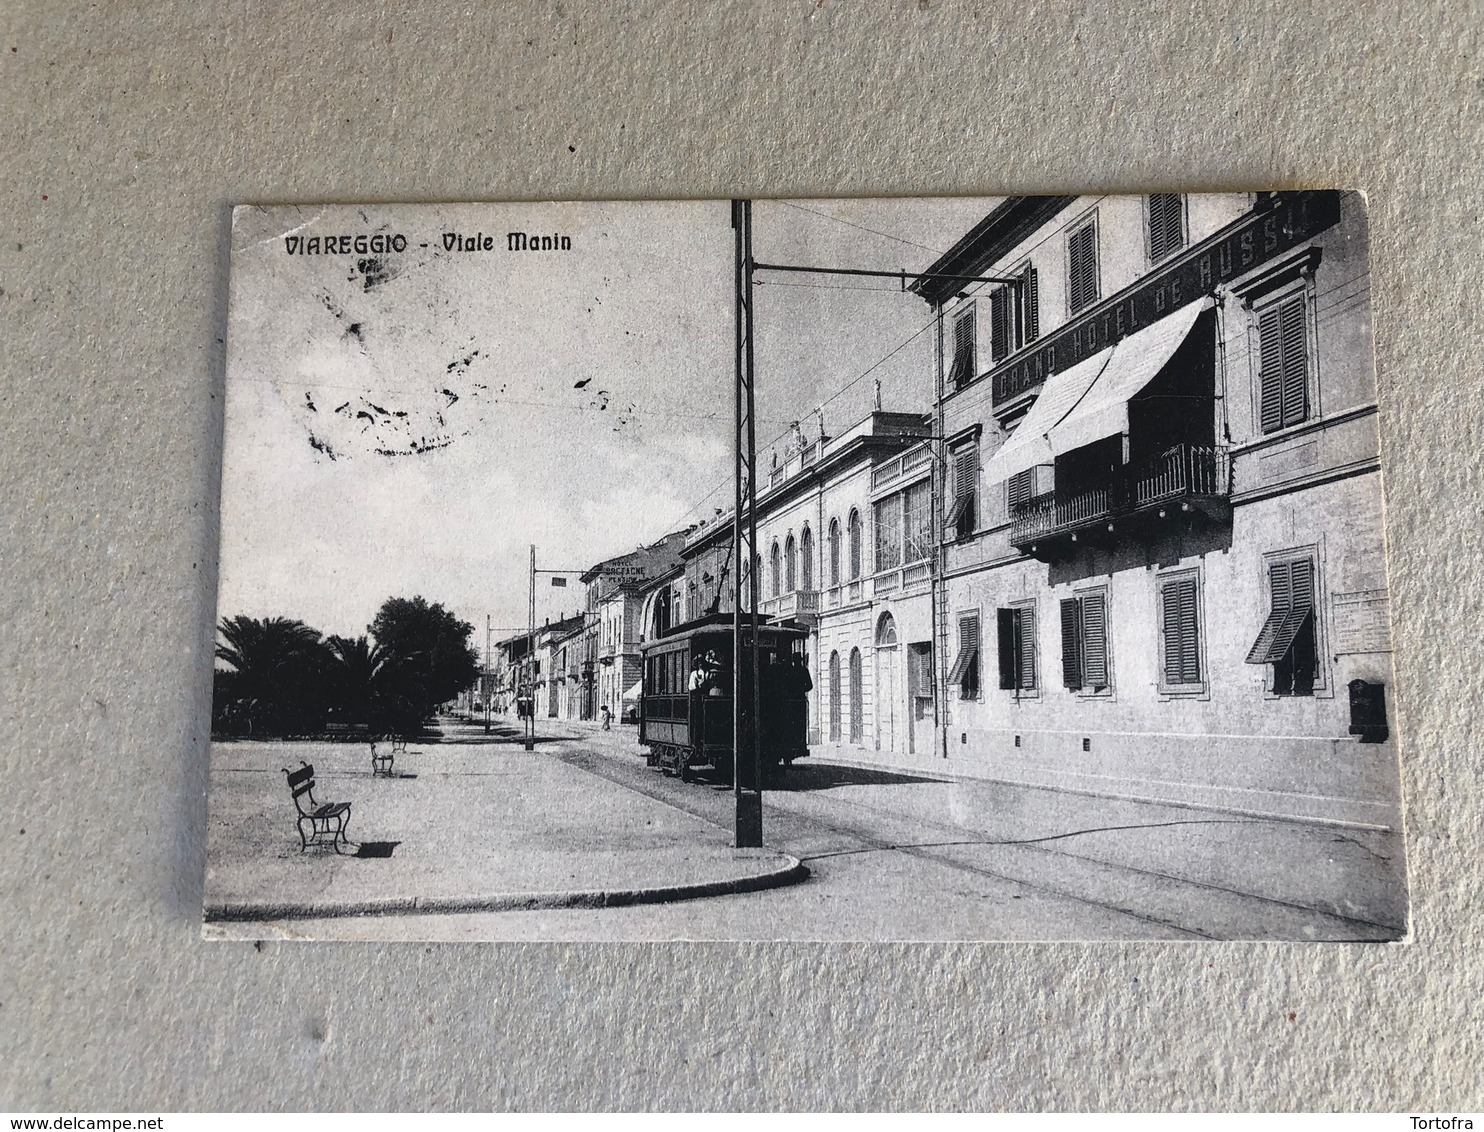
<box><xmin>983</xmin><ymin>190</ymin><xmax>1343</xmax><ymax>409</ymax></box>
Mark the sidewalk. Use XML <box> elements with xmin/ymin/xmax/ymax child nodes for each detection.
<box><xmin>202</xmin><ymin>720</ymin><xmax>803</xmax><ymax>927</ymax></box>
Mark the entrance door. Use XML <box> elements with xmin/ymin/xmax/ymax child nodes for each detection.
<box><xmin>907</xmin><ymin>641</ymin><xmax>933</xmax><ymax>756</ymax></box>
<box><xmin>874</xmin><ymin>613</ymin><xmax>899</xmax><ymax>754</ymax></box>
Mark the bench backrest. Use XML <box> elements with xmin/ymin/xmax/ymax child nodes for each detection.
<box><xmin>284</xmin><ymin>762</ymin><xmax>319</xmax><ymax>813</ymax></box>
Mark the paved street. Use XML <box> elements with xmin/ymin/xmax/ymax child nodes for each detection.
<box><xmin>238</xmin><ymin>717</ymin><xmax>1406</xmax><ymax>942</ymax></box>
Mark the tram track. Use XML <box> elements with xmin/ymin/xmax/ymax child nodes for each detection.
<box><xmin>545</xmin><ymin>740</ymin><xmax>1399</xmax><ymax>940</ymax></box>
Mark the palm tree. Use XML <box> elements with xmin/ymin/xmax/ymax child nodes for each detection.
<box><xmin>325</xmin><ymin>634</ymin><xmax>399</xmax><ymax>732</ymax></box>
<box><xmin>214</xmin><ymin>615</ymin><xmax>330</xmax><ymax>736</ymax></box>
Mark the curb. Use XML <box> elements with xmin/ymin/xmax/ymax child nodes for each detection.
<box><xmin>204</xmin><ymin>856</ymin><xmax>810</xmax><ymax>923</ymax></box>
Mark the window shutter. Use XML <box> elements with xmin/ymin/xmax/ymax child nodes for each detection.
<box><xmin>1068</xmin><ymin>224</ymin><xmax>1098</xmax><ymax>313</ymax></box>
<box><xmin>1289</xmin><ymin>557</ymin><xmax>1314</xmax><ymax>612</ymax></box>
<box><xmin>951</xmin><ymin>310</ymin><xmax>975</xmax><ymax>388</ymax></box>
<box><xmin>1148</xmin><ymin>194</ymin><xmax>1184</xmax><ymax>262</ymax></box>
<box><xmin>953</xmin><ymin>445</ymin><xmax>978</xmax><ymax>538</ymax></box>
<box><xmin>990</xmin><ymin>287</ymin><xmax>1011</xmax><ymax>362</ymax></box>
<box><xmin>1270</xmin><ymin>559</ymin><xmax>1294</xmax><ymax>612</ymax></box>
<box><xmin>1060</xmin><ymin>598</ymin><xmax>1082</xmax><ymax>689</ymax></box>
<box><xmin>1178</xmin><ymin>579</ymin><xmax>1200</xmax><ymax>682</ymax></box>
<box><xmin>1279</xmin><ymin>295</ymin><xmax>1309</xmax><ymax>428</ymax></box>
<box><xmin>1017</xmin><ymin>607</ymin><xmax>1036</xmax><ymax>691</ymax></box>
<box><xmin>1259</xmin><ymin>295</ymin><xmax>1309</xmax><ymax>433</ymax></box>
<box><xmin>997</xmin><ymin>608</ymin><xmax>1017</xmax><ymax>690</ymax></box>
<box><xmin>1163</xmin><ymin>577</ymin><xmax>1200</xmax><ymax>684</ymax></box>
<box><xmin>1258</xmin><ymin>306</ymin><xmax>1285</xmax><ymax>433</ymax></box>
<box><xmin>1008</xmin><ymin>469</ymin><xmax>1033</xmax><ymax>512</ymax></box>
<box><xmin>1080</xmin><ymin>593</ymin><xmax>1108</xmax><ymax>688</ymax></box>
<box><xmin>1021</xmin><ymin>264</ymin><xmax>1040</xmax><ymax>343</ymax></box>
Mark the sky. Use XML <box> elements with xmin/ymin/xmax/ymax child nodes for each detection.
<box><xmin>219</xmin><ymin>196</ymin><xmax>999</xmax><ymax>644</ymax></box>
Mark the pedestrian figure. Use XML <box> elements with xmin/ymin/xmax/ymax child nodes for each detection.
<box><xmin>689</xmin><ymin>649</ymin><xmax>721</xmax><ymax>694</ymax></box>
<box><xmin>601</xmin><ymin>703</ymin><xmax>612</xmax><ymax>730</ymax></box>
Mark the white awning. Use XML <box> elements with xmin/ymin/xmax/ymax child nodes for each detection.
<box><xmin>623</xmin><ymin>680</ymin><xmax>642</xmax><ymax>701</ymax></box>
<box><xmin>981</xmin><ymin>346</ymin><xmax>1116</xmax><ymax>486</ymax></box>
<box><xmin>1048</xmin><ymin>297</ymin><xmax>1214</xmax><ymax>457</ymax></box>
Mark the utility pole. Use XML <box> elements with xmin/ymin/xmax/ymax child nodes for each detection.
<box><xmin>732</xmin><ymin>199</ymin><xmax>763</xmax><ymax>849</ymax></box>
<box><xmin>526</xmin><ymin>543</ymin><xmax>536</xmax><ymax>751</ymax></box>
<box><xmin>484</xmin><ymin>614</ymin><xmax>492</xmax><ymax>734</ymax></box>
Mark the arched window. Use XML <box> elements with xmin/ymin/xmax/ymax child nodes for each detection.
<box><xmin>848</xmin><ymin>509</ymin><xmax>862</xmax><ymax>581</ymax></box>
<box><xmin>828</xmin><ymin>519</ymin><xmax>841</xmax><ymax>587</ymax></box>
<box><xmin>770</xmin><ymin>542</ymin><xmax>781</xmax><ymax>598</ymax></box>
<box><xmin>828</xmin><ymin>651</ymin><xmax>841</xmax><ymax>742</ymax></box>
<box><xmin>849</xmin><ymin>648</ymin><xmax>864</xmax><ymax>742</ymax></box>
<box><xmin>785</xmin><ymin>534</ymin><xmax>797</xmax><ymax>593</ymax></box>
<box><xmin>653</xmin><ymin>589</ymin><xmax>670</xmax><ymax>637</ymax></box>
<box><xmin>752</xmin><ymin>553</ymin><xmax>762</xmax><ymax>607</ymax></box>
<box><xmin>875</xmin><ymin>611</ymin><xmax>898</xmax><ymax>647</ymax></box>
<box><xmin>800</xmin><ymin>525</ymin><xmax>814</xmax><ymax>591</ymax></box>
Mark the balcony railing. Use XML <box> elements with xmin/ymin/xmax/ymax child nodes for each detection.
<box><xmin>1010</xmin><ymin>445</ymin><xmax>1229</xmax><ymax>549</ymax></box>
<box><xmin>871</xmin><ymin>443</ymin><xmax>932</xmax><ymax>490</ymax></box>
<box><xmin>759</xmin><ymin>588</ymin><xmax>820</xmax><ymax>622</ymax></box>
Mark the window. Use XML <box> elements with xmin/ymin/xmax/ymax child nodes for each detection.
<box><xmin>828</xmin><ymin>651</ymin><xmax>841</xmax><ymax>741</ymax></box>
<box><xmin>908</xmin><ymin>642</ymin><xmax>934</xmax><ymax>705</ymax></box>
<box><xmin>785</xmin><ymin>534</ymin><xmax>797</xmax><ymax>592</ymax></box>
<box><xmin>769</xmin><ymin>542</ymin><xmax>781</xmax><ymax>598</ymax></box>
<box><xmin>874</xmin><ymin>497</ymin><xmax>902</xmax><ymax>572</ymax></box>
<box><xmin>828</xmin><ymin>519</ymin><xmax>841</xmax><ymax>587</ymax></box>
<box><xmin>1060</xmin><ymin>591</ymin><xmax>1110</xmax><ymax>692</ymax></box>
<box><xmin>800</xmin><ymin>525</ymin><xmax>814</xmax><ymax>591</ymax></box>
<box><xmin>1007</xmin><ymin>469</ymin><xmax>1033</xmax><ymax>513</ymax></box>
<box><xmin>948</xmin><ymin>612</ymin><xmax>980</xmax><ymax>700</ymax></box>
<box><xmin>948</xmin><ymin>442</ymin><xmax>978</xmax><ymax>541</ymax></box>
<box><xmin>996</xmin><ymin>605</ymin><xmax>1036</xmax><ymax>693</ymax></box>
<box><xmin>1257</xmin><ymin>292</ymin><xmax>1310</xmax><ymax>433</ymax></box>
<box><xmin>875</xmin><ymin>612</ymin><xmax>898</xmax><ymax>647</ymax></box>
<box><xmin>948</xmin><ymin>307</ymin><xmax>976</xmax><ymax>389</ymax></box>
<box><xmin>1019</xmin><ymin>262</ymin><xmax>1041</xmax><ymax>344</ymax></box>
<box><xmin>1159</xmin><ymin>572</ymin><xmax>1203</xmax><ymax>689</ymax></box>
<box><xmin>1246</xmin><ymin>556</ymin><xmax>1318</xmax><ymax>696</ymax></box>
<box><xmin>1147</xmin><ymin>193</ymin><xmax>1185</xmax><ymax>263</ymax></box>
<box><xmin>848</xmin><ymin>648</ymin><xmax>864</xmax><ymax>742</ymax></box>
<box><xmin>903</xmin><ymin>480</ymin><xmax>931</xmax><ymax>563</ymax></box>
<box><xmin>848</xmin><ymin>509</ymin><xmax>862</xmax><ymax>580</ymax></box>
<box><xmin>1068</xmin><ymin>218</ymin><xmax>1099</xmax><ymax>315</ymax></box>
<box><xmin>990</xmin><ymin>286</ymin><xmax>1014</xmax><ymax>363</ymax></box>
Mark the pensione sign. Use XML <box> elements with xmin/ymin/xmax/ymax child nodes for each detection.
<box><xmin>988</xmin><ymin>191</ymin><xmax>1343</xmax><ymax>407</ymax></box>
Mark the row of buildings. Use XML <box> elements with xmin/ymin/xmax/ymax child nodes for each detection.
<box><xmin>472</xmin><ymin>191</ymin><xmax>1399</xmax><ymax>829</ymax></box>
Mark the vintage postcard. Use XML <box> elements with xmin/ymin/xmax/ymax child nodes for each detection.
<box><xmin>206</xmin><ymin>192</ymin><xmax>1405</xmax><ymax>941</ymax></box>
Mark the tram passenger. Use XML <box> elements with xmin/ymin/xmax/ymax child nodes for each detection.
<box><xmin>689</xmin><ymin>649</ymin><xmax>723</xmax><ymax>695</ymax></box>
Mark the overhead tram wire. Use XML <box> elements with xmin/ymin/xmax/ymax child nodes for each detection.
<box><xmin>772</xmin><ymin>199</ymin><xmax>952</xmax><ymax>257</ymax></box>
<box><xmin>646</xmin><ymin>277</ymin><xmax>983</xmax><ymax>544</ymax></box>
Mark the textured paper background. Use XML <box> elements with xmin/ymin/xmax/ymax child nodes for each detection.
<box><xmin>1</xmin><ymin>1</ymin><xmax>1478</xmax><ymax>1111</ymax></box>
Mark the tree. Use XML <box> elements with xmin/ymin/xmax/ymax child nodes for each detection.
<box><xmin>214</xmin><ymin>615</ymin><xmax>332</xmax><ymax>735</ymax></box>
<box><xmin>325</xmin><ymin>634</ymin><xmax>401</xmax><ymax>732</ymax></box>
<box><xmin>369</xmin><ymin>597</ymin><xmax>480</xmax><ymax>732</ymax></box>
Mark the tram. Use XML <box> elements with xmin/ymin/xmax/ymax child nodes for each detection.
<box><xmin>638</xmin><ymin>613</ymin><xmax>811</xmax><ymax>784</ymax></box>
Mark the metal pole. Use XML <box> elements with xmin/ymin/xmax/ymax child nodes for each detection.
<box><xmin>732</xmin><ymin>199</ymin><xmax>762</xmax><ymax>849</ymax></box>
<box><xmin>484</xmin><ymin>614</ymin><xmax>492</xmax><ymax>734</ymax></box>
<box><xmin>526</xmin><ymin>543</ymin><xmax>536</xmax><ymax>751</ymax></box>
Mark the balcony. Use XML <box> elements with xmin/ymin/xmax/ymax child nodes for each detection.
<box><xmin>1010</xmin><ymin>445</ymin><xmax>1230</xmax><ymax>557</ymax></box>
<box><xmin>759</xmin><ymin>588</ymin><xmax>821</xmax><ymax>625</ymax></box>
<box><xmin>871</xmin><ymin>443</ymin><xmax>932</xmax><ymax>491</ymax></box>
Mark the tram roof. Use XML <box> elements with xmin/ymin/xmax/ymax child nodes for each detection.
<box><xmin>640</xmin><ymin>612</ymin><xmax>809</xmax><ymax>652</ymax></box>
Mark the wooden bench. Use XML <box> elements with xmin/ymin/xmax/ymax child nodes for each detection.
<box><xmin>283</xmin><ymin>761</ymin><xmax>352</xmax><ymax>852</ymax></box>
<box><xmin>369</xmin><ymin>739</ymin><xmax>395</xmax><ymax>778</ymax></box>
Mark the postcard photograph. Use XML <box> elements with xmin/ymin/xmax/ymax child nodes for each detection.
<box><xmin>205</xmin><ymin>192</ymin><xmax>1406</xmax><ymax>941</ymax></box>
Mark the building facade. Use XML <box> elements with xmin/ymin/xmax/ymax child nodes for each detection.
<box><xmin>914</xmin><ymin>191</ymin><xmax>1396</xmax><ymax>826</ymax></box>
<box><xmin>681</xmin><ymin>410</ymin><xmax>935</xmax><ymax>756</ymax></box>
<box><xmin>582</xmin><ymin>531</ymin><xmax>688</xmax><ymax>723</ymax></box>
